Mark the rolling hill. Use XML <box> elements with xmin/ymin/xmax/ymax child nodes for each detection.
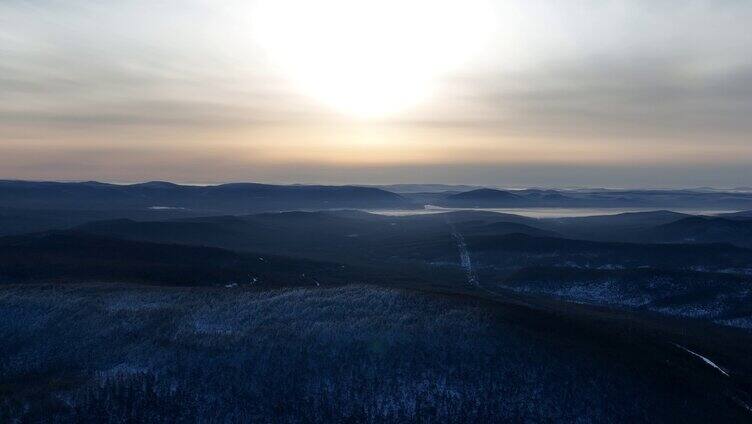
<box><xmin>647</xmin><ymin>216</ymin><xmax>752</xmax><ymax>248</ymax></box>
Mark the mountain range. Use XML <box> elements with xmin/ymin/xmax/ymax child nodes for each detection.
<box><xmin>0</xmin><ymin>180</ymin><xmax>410</xmax><ymax>213</ymax></box>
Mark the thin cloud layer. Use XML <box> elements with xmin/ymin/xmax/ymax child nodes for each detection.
<box><xmin>1</xmin><ymin>0</ymin><xmax>751</xmax><ymax>186</ymax></box>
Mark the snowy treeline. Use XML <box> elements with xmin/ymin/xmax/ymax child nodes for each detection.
<box><xmin>499</xmin><ymin>268</ymin><xmax>752</xmax><ymax>330</ymax></box>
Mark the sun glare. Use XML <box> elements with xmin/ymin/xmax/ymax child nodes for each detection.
<box><xmin>252</xmin><ymin>0</ymin><xmax>494</xmax><ymax>118</ymax></box>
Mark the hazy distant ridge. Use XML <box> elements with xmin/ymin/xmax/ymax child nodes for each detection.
<box><xmin>0</xmin><ymin>180</ymin><xmax>410</xmax><ymax>213</ymax></box>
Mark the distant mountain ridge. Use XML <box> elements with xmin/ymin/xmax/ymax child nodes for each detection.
<box><xmin>449</xmin><ymin>188</ymin><xmax>522</xmax><ymax>201</ymax></box>
<box><xmin>4</xmin><ymin>179</ymin><xmax>752</xmax><ymax>217</ymax></box>
<box><xmin>441</xmin><ymin>188</ymin><xmax>575</xmax><ymax>207</ymax></box>
<box><xmin>433</xmin><ymin>187</ymin><xmax>752</xmax><ymax>209</ymax></box>
<box><xmin>364</xmin><ymin>184</ymin><xmax>485</xmax><ymax>193</ymax></box>
<box><xmin>0</xmin><ymin>180</ymin><xmax>411</xmax><ymax>213</ymax></box>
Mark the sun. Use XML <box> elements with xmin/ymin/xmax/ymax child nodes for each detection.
<box><xmin>252</xmin><ymin>0</ymin><xmax>494</xmax><ymax>118</ymax></box>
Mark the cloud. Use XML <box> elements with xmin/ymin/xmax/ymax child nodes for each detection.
<box><xmin>0</xmin><ymin>0</ymin><xmax>751</xmax><ymax>185</ymax></box>
<box><xmin>400</xmin><ymin>1</ymin><xmax>752</xmax><ymax>142</ymax></box>
<box><xmin>420</xmin><ymin>58</ymin><xmax>752</xmax><ymax>142</ymax></box>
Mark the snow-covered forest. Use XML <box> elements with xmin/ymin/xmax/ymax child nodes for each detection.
<box><xmin>0</xmin><ymin>284</ymin><xmax>704</xmax><ymax>423</ymax></box>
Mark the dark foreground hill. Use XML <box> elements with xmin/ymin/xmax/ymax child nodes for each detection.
<box><xmin>0</xmin><ymin>232</ymin><xmax>356</xmax><ymax>287</ymax></box>
<box><xmin>538</xmin><ymin>210</ymin><xmax>690</xmax><ymax>241</ymax></box>
<box><xmin>464</xmin><ymin>233</ymin><xmax>752</xmax><ymax>271</ymax></box>
<box><xmin>0</xmin><ymin>231</ymin><xmax>461</xmax><ymax>289</ymax></box>
<box><xmin>72</xmin><ymin>210</ymin><xmax>556</xmax><ymax>264</ymax></box>
<box><xmin>68</xmin><ymin>210</ymin><xmax>752</xmax><ymax>277</ymax></box>
<box><xmin>55</xmin><ymin>210</ymin><xmax>752</xmax><ymax>330</ymax></box>
<box><xmin>646</xmin><ymin>216</ymin><xmax>752</xmax><ymax>248</ymax></box>
<box><xmin>0</xmin><ymin>206</ymin><xmax>205</xmax><ymax>236</ymax></box>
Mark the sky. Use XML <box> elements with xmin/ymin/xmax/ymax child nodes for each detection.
<box><xmin>1</xmin><ymin>0</ymin><xmax>751</xmax><ymax>187</ymax></box>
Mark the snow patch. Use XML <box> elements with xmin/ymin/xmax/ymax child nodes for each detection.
<box><xmin>673</xmin><ymin>344</ymin><xmax>729</xmax><ymax>377</ymax></box>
